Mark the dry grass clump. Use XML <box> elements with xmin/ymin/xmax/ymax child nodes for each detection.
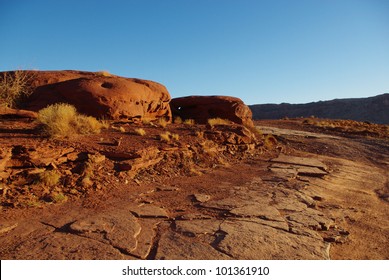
<box><xmin>264</xmin><ymin>134</ymin><xmax>278</xmax><ymax>149</ymax></box>
<box><xmin>159</xmin><ymin>131</ymin><xmax>171</xmax><ymax>142</ymax></box>
<box><xmin>157</xmin><ymin>118</ymin><xmax>169</xmax><ymax>128</ymax></box>
<box><xmin>39</xmin><ymin>170</ymin><xmax>61</xmax><ymax>187</ymax></box>
<box><xmin>52</xmin><ymin>192</ymin><xmax>67</xmax><ymax>203</ymax></box>
<box><xmin>171</xmin><ymin>133</ymin><xmax>180</xmax><ymax>141</ymax></box>
<box><xmin>134</xmin><ymin>128</ymin><xmax>147</xmax><ymax>136</ymax></box>
<box><xmin>112</xmin><ymin>125</ymin><xmax>126</xmax><ymax>133</ymax></box>
<box><xmin>95</xmin><ymin>70</ymin><xmax>112</xmax><ymax>77</ymax></box>
<box><xmin>174</xmin><ymin>116</ymin><xmax>183</xmax><ymax>124</ymax></box>
<box><xmin>142</xmin><ymin>117</ymin><xmax>153</xmax><ymax>125</ymax></box>
<box><xmin>207</xmin><ymin>118</ymin><xmax>231</xmax><ymax>127</ymax></box>
<box><xmin>159</xmin><ymin>131</ymin><xmax>180</xmax><ymax>142</ymax></box>
<box><xmin>0</xmin><ymin>70</ymin><xmax>34</xmax><ymax>108</ymax></box>
<box><xmin>37</xmin><ymin>103</ymin><xmax>103</xmax><ymax>138</ymax></box>
<box><xmin>184</xmin><ymin>119</ymin><xmax>195</xmax><ymax>125</ymax></box>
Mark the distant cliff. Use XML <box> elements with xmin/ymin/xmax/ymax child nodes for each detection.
<box><xmin>249</xmin><ymin>93</ymin><xmax>389</xmax><ymax>124</ymax></box>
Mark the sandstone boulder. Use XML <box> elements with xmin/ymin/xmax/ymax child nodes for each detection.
<box><xmin>13</xmin><ymin>70</ymin><xmax>172</xmax><ymax>121</ymax></box>
<box><xmin>170</xmin><ymin>95</ymin><xmax>254</xmax><ymax>127</ymax></box>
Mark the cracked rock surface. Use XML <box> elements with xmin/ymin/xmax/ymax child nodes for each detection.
<box><xmin>1</xmin><ymin>119</ymin><xmax>388</xmax><ymax>260</ymax></box>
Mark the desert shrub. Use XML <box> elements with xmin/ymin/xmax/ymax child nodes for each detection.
<box><xmin>39</xmin><ymin>170</ymin><xmax>61</xmax><ymax>187</ymax></box>
<box><xmin>174</xmin><ymin>116</ymin><xmax>183</xmax><ymax>124</ymax></box>
<box><xmin>0</xmin><ymin>70</ymin><xmax>34</xmax><ymax>108</ymax></box>
<box><xmin>142</xmin><ymin>117</ymin><xmax>153</xmax><ymax>125</ymax></box>
<box><xmin>52</xmin><ymin>193</ymin><xmax>67</xmax><ymax>203</ymax></box>
<box><xmin>184</xmin><ymin>119</ymin><xmax>195</xmax><ymax>125</ymax></box>
<box><xmin>77</xmin><ymin>115</ymin><xmax>103</xmax><ymax>134</ymax></box>
<box><xmin>37</xmin><ymin>103</ymin><xmax>103</xmax><ymax>138</ymax></box>
<box><xmin>95</xmin><ymin>70</ymin><xmax>112</xmax><ymax>77</ymax></box>
<box><xmin>134</xmin><ymin>128</ymin><xmax>146</xmax><ymax>136</ymax></box>
<box><xmin>112</xmin><ymin>125</ymin><xmax>126</xmax><ymax>132</ymax></box>
<box><xmin>159</xmin><ymin>131</ymin><xmax>180</xmax><ymax>142</ymax></box>
<box><xmin>157</xmin><ymin>118</ymin><xmax>169</xmax><ymax>128</ymax></box>
<box><xmin>208</xmin><ymin>118</ymin><xmax>231</xmax><ymax>127</ymax></box>
<box><xmin>264</xmin><ymin>134</ymin><xmax>278</xmax><ymax>148</ymax></box>
<box><xmin>171</xmin><ymin>133</ymin><xmax>180</xmax><ymax>141</ymax></box>
<box><xmin>159</xmin><ymin>131</ymin><xmax>171</xmax><ymax>142</ymax></box>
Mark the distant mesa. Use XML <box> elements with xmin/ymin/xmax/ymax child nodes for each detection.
<box><xmin>171</xmin><ymin>95</ymin><xmax>254</xmax><ymax>127</ymax></box>
<box><xmin>249</xmin><ymin>93</ymin><xmax>389</xmax><ymax>124</ymax></box>
<box><xmin>5</xmin><ymin>70</ymin><xmax>172</xmax><ymax>122</ymax></box>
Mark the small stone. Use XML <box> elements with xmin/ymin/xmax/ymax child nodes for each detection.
<box><xmin>193</xmin><ymin>194</ymin><xmax>211</xmax><ymax>203</ymax></box>
<box><xmin>156</xmin><ymin>186</ymin><xmax>180</xmax><ymax>192</ymax></box>
<box><xmin>88</xmin><ymin>153</ymin><xmax>106</xmax><ymax>164</ymax></box>
<box><xmin>0</xmin><ymin>222</ymin><xmax>18</xmax><ymax>234</ymax></box>
<box><xmin>130</xmin><ymin>205</ymin><xmax>169</xmax><ymax>218</ymax></box>
<box><xmin>66</xmin><ymin>152</ymin><xmax>81</xmax><ymax>162</ymax></box>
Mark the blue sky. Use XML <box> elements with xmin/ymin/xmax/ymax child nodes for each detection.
<box><xmin>1</xmin><ymin>0</ymin><xmax>388</xmax><ymax>105</ymax></box>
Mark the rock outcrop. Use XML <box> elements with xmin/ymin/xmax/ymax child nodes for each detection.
<box><xmin>170</xmin><ymin>95</ymin><xmax>254</xmax><ymax>127</ymax></box>
<box><xmin>5</xmin><ymin>70</ymin><xmax>172</xmax><ymax>121</ymax></box>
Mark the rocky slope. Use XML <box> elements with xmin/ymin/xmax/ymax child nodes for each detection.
<box><xmin>250</xmin><ymin>93</ymin><xmax>389</xmax><ymax>124</ymax></box>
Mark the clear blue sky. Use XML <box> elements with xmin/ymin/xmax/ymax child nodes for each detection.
<box><xmin>1</xmin><ymin>0</ymin><xmax>388</xmax><ymax>105</ymax></box>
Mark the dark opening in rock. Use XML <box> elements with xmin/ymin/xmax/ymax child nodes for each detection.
<box><xmin>101</xmin><ymin>82</ymin><xmax>113</xmax><ymax>89</ymax></box>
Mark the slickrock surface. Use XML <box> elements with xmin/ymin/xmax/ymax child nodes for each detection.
<box><xmin>0</xmin><ymin>117</ymin><xmax>388</xmax><ymax>259</ymax></box>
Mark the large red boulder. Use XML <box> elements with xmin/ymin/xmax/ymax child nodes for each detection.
<box><xmin>16</xmin><ymin>70</ymin><xmax>172</xmax><ymax>121</ymax></box>
<box><xmin>170</xmin><ymin>95</ymin><xmax>254</xmax><ymax>127</ymax></box>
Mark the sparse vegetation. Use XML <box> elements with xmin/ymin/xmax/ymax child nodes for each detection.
<box><xmin>112</xmin><ymin>125</ymin><xmax>126</xmax><ymax>133</ymax></box>
<box><xmin>26</xmin><ymin>196</ymin><xmax>42</xmax><ymax>208</ymax></box>
<box><xmin>158</xmin><ymin>131</ymin><xmax>180</xmax><ymax>142</ymax></box>
<box><xmin>95</xmin><ymin>70</ymin><xmax>112</xmax><ymax>77</ymax></box>
<box><xmin>184</xmin><ymin>119</ymin><xmax>195</xmax><ymax>125</ymax></box>
<box><xmin>157</xmin><ymin>118</ymin><xmax>169</xmax><ymax>128</ymax></box>
<box><xmin>39</xmin><ymin>170</ymin><xmax>61</xmax><ymax>187</ymax></box>
<box><xmin>159</xmin><ymin>131</ymin><xmax>171</xmax><ymax>142</ymax></box>
<box><xmin>304</xmin><ymin>118</ymin><xmax>389</xmax><ymax>138</ymax></box>
<box><xmin>37</xmin><ymin>103</ymin><xmax>103</xmax><ymax>138</ymax></box>
<box><xmin>0</xmin><ymin>70</ymin><xmax>34</xmax><ymax>108</ymax></box>
<box><xmin>174</xmin><ymin>116</ymin><xmax>183</xmax><ymax>124</ymax></box>
<box><xmin>208</xmin><ymin>118</ymin><xmax>231</xmax><ymax>127</ymax></box>
<box><xmin>264</xmin><ymin>134</ymin><xmax>277</xmax><ymax>149</ymax></box>
<box><xmin>142</xmin><ymin>118</ymin><xmax>153</xmax><ymax>125</ymax></box>
<box><xmin>51</xmin><ymin>192</ymin><xmax>67</xmax><ymax>203</ymax></box>
<box><xmin>171</xmin><ymin>133</ymin><xmax>180</xmax><ymax>141</ymax></box>
<box><xmin>134</xmin><ymin>128</ymin><xmax>147</xmax><ymax>136</ymax></box>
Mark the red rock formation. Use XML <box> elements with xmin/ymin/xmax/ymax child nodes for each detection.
<box><xmin>170</xmin><ymin>95</ymin><xmax>254</xmax><ymax>127</ymax></box>
<box><xmin>13</xmin><ymin>70</ymin><xmax>172</xmax><ymax>121</ymax></box>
